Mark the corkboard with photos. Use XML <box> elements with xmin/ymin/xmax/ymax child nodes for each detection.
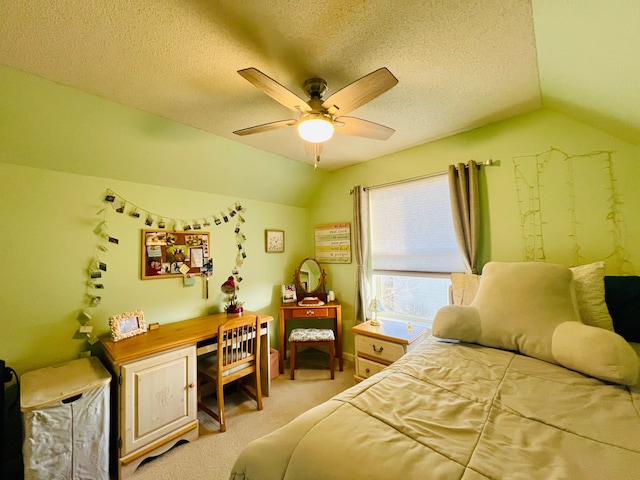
<box><xmin>141</xmin><ymin>229</ymin><xmax>212</xmax><ymax>280</ymax></box>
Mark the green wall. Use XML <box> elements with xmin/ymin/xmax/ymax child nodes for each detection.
<box><xmin>0</xmin><ymin>164</ymin><xmax>315</xmax><ymax>374</ymax></box>
<box><xmin>0</xmin><ymin>66</ymin><xmax>323</xmax><ymax>374</ymax></box>
<box><xmin>2</xmin><ymin>66</ymin><xmax>639</xmax><ymax>375</ymax></box>
<box><xmin>312</xmin><ymin>109</ymin><xmax>640</xmax><ymax>351</ymax></box>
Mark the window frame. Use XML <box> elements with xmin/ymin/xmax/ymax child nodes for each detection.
<box><xmin>367</xmin><ymin>173</ymin><xmax>463</xmax><ymax>325</ymax></box>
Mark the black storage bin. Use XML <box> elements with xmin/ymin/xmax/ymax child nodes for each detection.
<box><xmin>1</xmin><ymin>359</ymin><xmax>23</xmax><ymax>480</ymax></box>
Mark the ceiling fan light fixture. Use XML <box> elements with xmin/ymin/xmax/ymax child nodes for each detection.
<box><xmin>297</xmin><ymin>115</ymin><xmax>334</xmax><ymax>143</ymax></box>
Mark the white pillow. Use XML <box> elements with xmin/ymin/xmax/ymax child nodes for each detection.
<box><xmin>570</xmin><ymin>261</ymin><xmax>615</xmax><ymax>331</ymax></box>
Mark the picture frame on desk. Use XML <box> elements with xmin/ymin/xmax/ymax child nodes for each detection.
<box><xmin>109</xmin><ymin>310</ymin><xmax>147</xmax><ymax>342</ymax></box>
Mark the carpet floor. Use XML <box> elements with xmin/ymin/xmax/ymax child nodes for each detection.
<box><xmin>128</xmin><ymin>348</ymin><xmax>355</xmax><ymax>480</ymax></box>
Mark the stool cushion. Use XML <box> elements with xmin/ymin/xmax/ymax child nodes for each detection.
<box><xmin>289</xmin><ymin>328</ymin><xmax>335</xmax><ymax>342</ymax></box>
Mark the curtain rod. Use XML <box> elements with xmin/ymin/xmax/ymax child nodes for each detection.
<box><xmin>350</xmin><ymin>159</ymin><xmax>495</xmax><ymax>193</ymax></box>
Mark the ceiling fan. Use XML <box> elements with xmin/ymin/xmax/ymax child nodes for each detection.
<box><xmin>233</xmin><ymin>67</ymin><xmax>399</xmax><ymax>167</ymax></box>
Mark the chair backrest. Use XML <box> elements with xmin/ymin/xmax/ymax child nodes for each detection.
<box><xmin>216</xmin><ymin>315</ymin><xmax>261</xmax><ymax>382</ymax></box>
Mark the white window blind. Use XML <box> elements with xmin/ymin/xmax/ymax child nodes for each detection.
<box><xmin>369</xmin><ymin>174</ymin><xmax>465</xmax><ymax>274</ymax></box>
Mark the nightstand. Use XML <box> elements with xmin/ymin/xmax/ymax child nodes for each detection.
<box><xmin>352</xmin><ymin>319</ymin><xmax>430</xmax><ymax>382</ymax></box>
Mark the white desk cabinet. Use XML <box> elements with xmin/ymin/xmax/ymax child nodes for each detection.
<box><xmin>352</xmin><ymin>320</ymin><xmax>429</xmax><ymax>382</ymax></box>
<box><xmin>109</xmin><ymin>345</ymin><xmax>198</xmax><ymax>479</ymax></box>
<box><xmin>120</xmin><ymin>346</ymin><xmax>198</xmax><ymax>458</ymax></box>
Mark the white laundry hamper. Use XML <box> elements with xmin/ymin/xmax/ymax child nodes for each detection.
<box><xmin>20</xmin><ymin>357</ymin><xmax>111</xmax><ymax>480</ymax></box>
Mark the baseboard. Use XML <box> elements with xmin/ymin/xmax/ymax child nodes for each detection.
<box><xmin>342</xmin><ymin>352</ymin><xmax>355</xmax><ymax>363</ymax></box>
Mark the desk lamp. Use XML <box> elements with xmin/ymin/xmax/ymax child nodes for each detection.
<box><xmin>221</xmin><ymin>276</ymin><xmax>243</xmax><ymax>314</ymax></box>
<box><xmin>369</xmin><ymin>298</ymin><xmax>382</xmax><ymax>326</ymax></box>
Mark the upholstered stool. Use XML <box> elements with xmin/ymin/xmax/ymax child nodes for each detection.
<box><xmin>288</xmin><ymin>328</ymin><xmax>335</xmax><ymax>380</ymax></box>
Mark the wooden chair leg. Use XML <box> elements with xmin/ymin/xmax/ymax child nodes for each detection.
<box><xmin>198</xmin><ymin>373</ymin><xmax>219</xmax><ymax>423</ymax></box>
<box><xmin>329</xmin><ymin>341</ymin><xmax>335</xmax><ymax>379</ymax></box>
<box><xmin>254</xmin><ymin>357</ymin><xmax>263</xmax><ymax>411</ymax></box>
<box><xmin>290</xmin><ymin>342</ymin><xmax>297</xmax><ymax>380</ymax></box>
<box><xmin>217</xmin><ymin>379</ymin><xmax>226</xmax><ymax>433</ymax></box>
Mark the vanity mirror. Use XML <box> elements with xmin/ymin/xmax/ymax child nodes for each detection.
<box><xmin>295</xmin><ymin>257</ymin><xmax>326</xmax><ymax>299</ymax></box>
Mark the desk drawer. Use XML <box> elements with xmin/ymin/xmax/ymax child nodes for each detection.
<box><xmin>291</xmin><ymin>308</ymin><xmax>329</xmax><ymax>318</ymax></box>
<box><xmin>355</xmin><ymin>335</ymin><xmax>405</xmax><ymax>364</ymax></box>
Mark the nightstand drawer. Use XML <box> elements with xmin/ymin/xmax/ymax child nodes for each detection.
<box><xmin>355</xmin><ymin>335</ymin><xmax>405</xmax><ymax>364</ymax></box>
<box><xmin>291</xmin><ymin>308</ymin><xmax>329</xmax><ymax>318</ymax></box>
<box><xmin>356</xmin><ymin>357</ymin><xmax>387</xmax><ymax>379</ymax></box>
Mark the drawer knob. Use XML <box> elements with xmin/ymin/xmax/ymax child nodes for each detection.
<box><xmin>365</xmin><ymin>368</ymin><xmax>370</xmax><ymax>374</ymax></box>
<box><xmin>372</xmin><ymin>344</ymin><xmax>384</xmax><ymax>354</ymax></box>
<box><xmin>189</xmin><ymin>383</ymin><xmax>195</xmax><ymax>389</ymax></box>
<box><xmin>306</xmin><ymin>310</ymin><xmax>315</xmax><ymax>315</ymax></box>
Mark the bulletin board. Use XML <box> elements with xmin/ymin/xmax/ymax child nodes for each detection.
<box><xmin>141</xmin><ymin>230</ymin><xmax>211</xmax><ymax>280</ymax></box>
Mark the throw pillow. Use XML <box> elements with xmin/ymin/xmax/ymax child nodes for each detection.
<box><xmin>604</xmin><ymin>276</ymin><xmax>640</xmax><ymax>343</ymax></box>
<box><xmin>450</xmin><ymin>272</ymin><xmax>481</xmax><ymax>305</ymax></box>
<box><xmin>570</xmin><ymin>261</ymin><xmax>615</xmax><ymax>331</ymax></box>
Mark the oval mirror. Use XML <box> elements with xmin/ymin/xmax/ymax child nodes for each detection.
<box><xmin>296</xmin><ymin>257</ymin><xmax>325</xmax><ymax>295</ymax></box>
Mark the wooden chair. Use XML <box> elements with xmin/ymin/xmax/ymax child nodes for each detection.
<box><xmin>288</xmin><ymin>328</ymin><xmax>335</xmax><ymax>380</ymax></box>
<box><xmin>197</xmin><ymin>315</ymin><xmax>262</xmax><ymax>432</ymax></box>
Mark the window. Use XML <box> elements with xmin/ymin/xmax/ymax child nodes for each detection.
<box><xmin>368</xmin><ymin>174</ymin><xmax>464</xmax><ymax>325</ymax></box>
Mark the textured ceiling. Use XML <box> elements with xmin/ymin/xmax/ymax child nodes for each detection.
<box><xmin>0</xmin><ymin>0</ymin><xmax>541</xmax><ymax>170</ymax></box>
<box><xmin>1</xmin><ymin>2</ymin><xmax>636</xmax><ymax>171</ymax></box>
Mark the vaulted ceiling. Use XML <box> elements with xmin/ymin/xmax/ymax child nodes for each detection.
<box><xmin>0</xmin><ymin>1</ymin><xmax>637</xmax><ymax>171</ymax></box>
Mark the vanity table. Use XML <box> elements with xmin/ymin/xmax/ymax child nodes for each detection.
<box><xmin>279</xmin><ymin>300</ymin><xmax>343</xmax><ymax>374</ymax></box>
<box><xmin>279</xmin><ymin>257</ymin><xmax>343</xmax><ymax>374</ymax></box>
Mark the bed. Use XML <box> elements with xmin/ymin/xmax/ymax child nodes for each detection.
<box><xmin>230</xmin><ymin>262</ymin><xmax>640</xmax><ymax>479</ymax></box>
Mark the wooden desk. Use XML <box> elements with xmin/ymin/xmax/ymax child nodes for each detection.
<box><xmin>99</xmin><ymin>311</ymin><xmax>272</xmax><ymax>479</ymax></box>
<box><xmin>101</xmin><ymin>312</ymin><xmax>270</xmax><ymax>362</ymax></box>
<box><xmin>279</xmin><ymin>300</ymin><xmax>342</xmax><ymax>374</ymax></box>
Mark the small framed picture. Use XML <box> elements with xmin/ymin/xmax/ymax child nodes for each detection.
<box><xmin>109</xmin><ymin>310</ymin><xmax>147</xmax><ymax>342</ymax></box>
<box><xmin>282</xmin><ymin>283</ymin><xmax>297</xmax><ymax>303</ymax></box>
<box><xmin>265</xmin><ymin>229</ymin><xmax>284</xmax><ymax>253</ymax></box>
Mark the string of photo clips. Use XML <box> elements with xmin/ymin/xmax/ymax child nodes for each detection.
<box><xmin>77</xmin><ymin>188</ymin><xmax>248</xmax><ymax>345</ymax></box>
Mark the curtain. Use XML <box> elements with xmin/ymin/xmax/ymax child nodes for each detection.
<box><xmin>352</xmin><ymin>185</ymin><xmax>370</xmax><ymax>324</ymax></box>
<box><xmin>448</xmin><ymin>161</ymin><xmax>480</xmax><ymax>274</ymax></box>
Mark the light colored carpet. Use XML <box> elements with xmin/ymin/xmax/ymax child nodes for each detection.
<box><xmin>129</xmin><ymin>348</ymin><xmax>355</xmax><ymax>480</ymax></box>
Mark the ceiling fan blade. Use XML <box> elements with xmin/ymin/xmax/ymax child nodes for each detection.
<box><xmin>334</xmin><ymin>116</ymin><xmax>396</xmax><ymax>140</ymax></box>
<box><xmin>233</xmin><ymin>119</ymin><xmax>297</xmax><ymax>136</ymax></box>
<box><xmin>238</xmin><ymin>68</ymin><xmax>311</xmax><ymax>113</ymax></box>
<box><xmin>322</xmin><ymin>67</ymin><xmax>398</xmax><ymax>116</ymax></box>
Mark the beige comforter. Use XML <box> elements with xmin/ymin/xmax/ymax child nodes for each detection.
<box><xmin>230</xmin><ymin>337</ymin><xmax>640</xmax><ymax>479</ymax></box>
